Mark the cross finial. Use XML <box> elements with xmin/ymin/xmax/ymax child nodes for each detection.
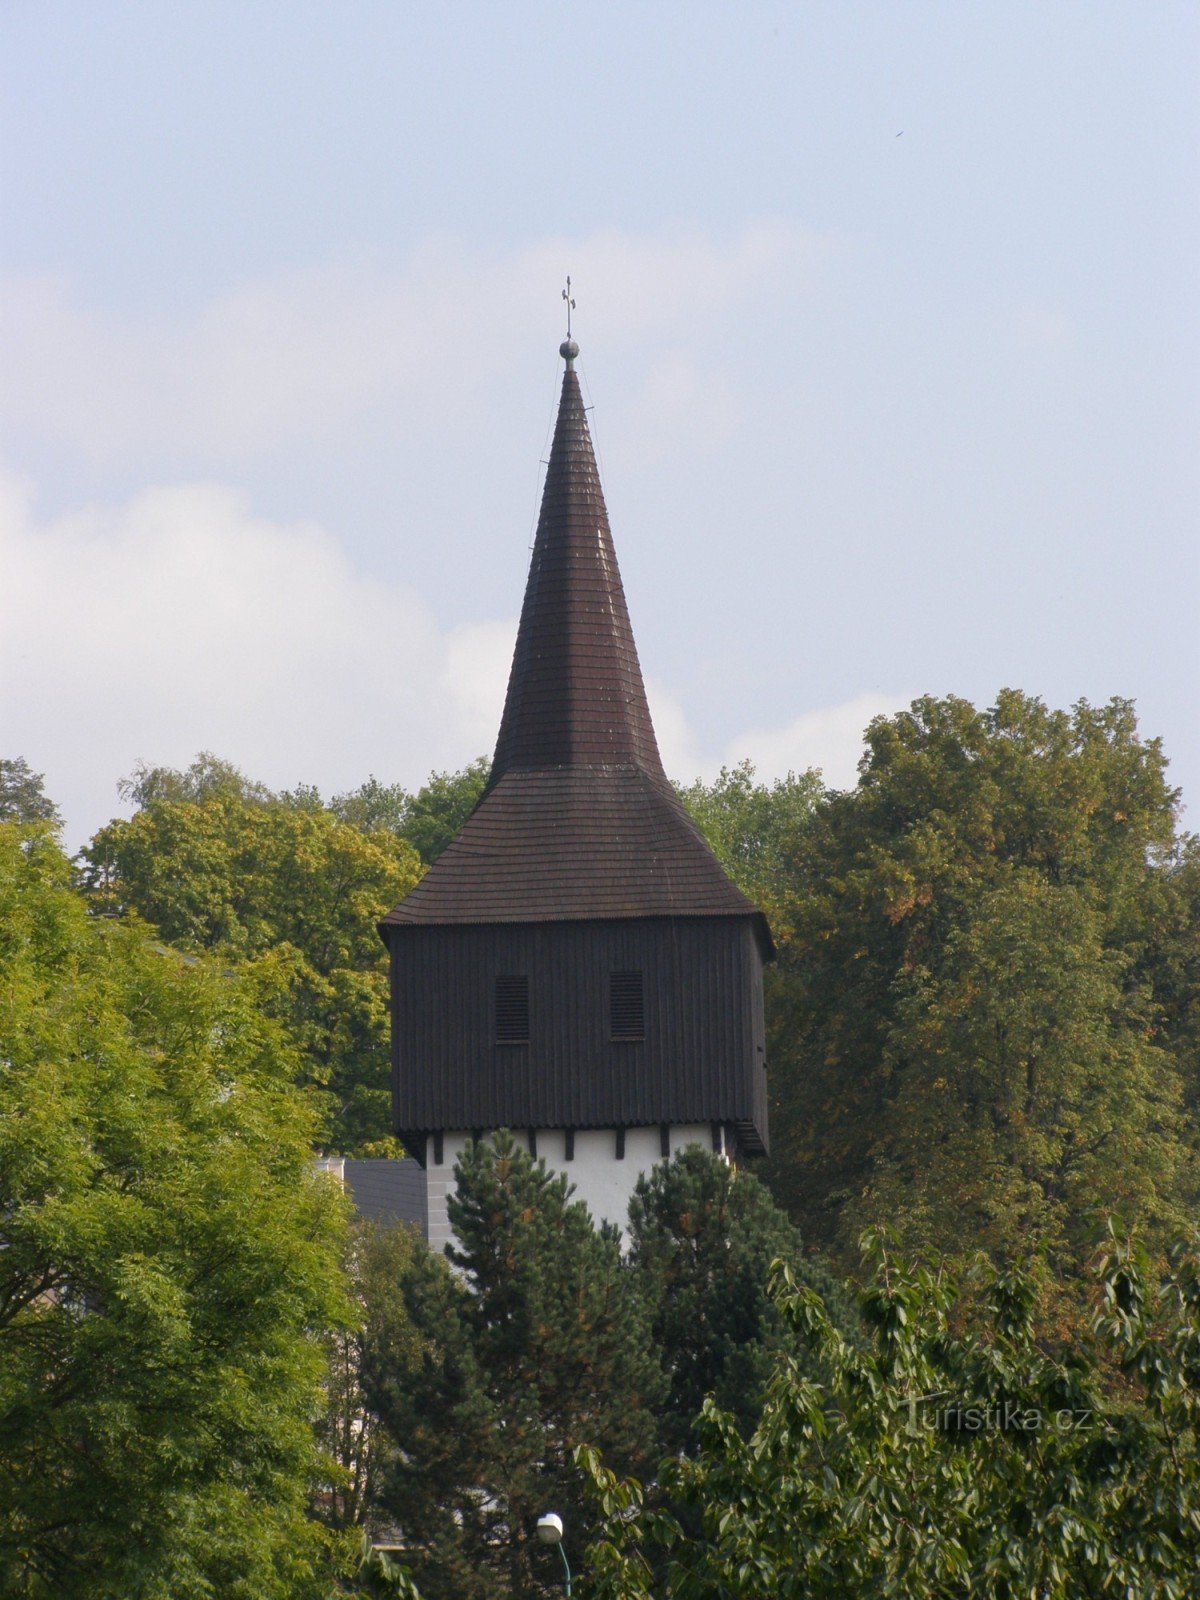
<box><xmin>562</xmin><ymin>275</ymin><xmax>575</xmax><ymax>339</ymax></box>
<box><xmin>559</xmin><ymin>276</ymin><xmax>579</xmax><ymax>366</ymax></box>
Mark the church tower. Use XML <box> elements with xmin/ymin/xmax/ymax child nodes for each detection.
<box><xmin>380</xmin><ymin>336</ymin><xmax>773</xmax><ymax>1249</ymax></box>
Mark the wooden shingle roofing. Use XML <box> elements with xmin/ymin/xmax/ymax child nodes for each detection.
<box><xmin>381</xmin><ymin>357</ymin><xmax>772</xmax><ymax>953</ymax></box>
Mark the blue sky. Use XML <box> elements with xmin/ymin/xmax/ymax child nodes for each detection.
<box><xmin>2</xmin><ymin>2</ymin><xmax>1197</xmax><ymax>843</ymax></box>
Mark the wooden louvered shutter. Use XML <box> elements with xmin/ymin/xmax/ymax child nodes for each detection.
<box><xmin>609</xmin><ymin>970</ymin><xmax>644</xmax><ymax>1042</ymax></box>
<box><xmin>494</xmin><ymin>975</ymin><xmax>530</xmax><ymax>1044</ymax></box>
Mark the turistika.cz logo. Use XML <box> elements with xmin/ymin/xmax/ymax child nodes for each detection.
<box><xmin>899</xmin><ymin>1392</ymin><xmax>1093</xmax><ymax>1436</ymax></box>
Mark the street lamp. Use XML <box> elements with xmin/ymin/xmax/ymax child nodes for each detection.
<box><xmin>536</xmin><ymin>1512</ymin><xmax>572</xmax><ymax>1597</ymax></box>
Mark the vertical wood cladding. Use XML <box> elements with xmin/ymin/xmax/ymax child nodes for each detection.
<box><xmin>390</xmin><ymin>915</ymin><xmax>768</xmax><ymax>1155</ymax></box>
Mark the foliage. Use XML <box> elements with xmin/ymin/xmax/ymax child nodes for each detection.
<box><xmin>318</xmin><ymin>1219</ymin><xmax>424</xmax><ymax>1532</ymax></box>
<box><xmin>400</xmin><ymin>759</ymin><xmax>490</xmax><ymax>865</ymax></box>
<box><xmin>858</xmin><ymin>871</ymin><xmax>1185</xmax><ymax>1308</ymax></box>
<box><xmin>80</xmin><ymin>780</ymin><xmax>421</xmax><ymax>1150</ymax></box>
<box><xmin>579</xmin><ymin>1227</ymin><xmax>1200</xmax><ymax>1600</ymax></box>
<box><xmin>627</xmin><ymin>1147</ymin><xmax>858</xmax><ymax>1453</ymax></box>
<box><xmin>0</xmin><ymin>758</ymin><xmax>61</xmax><ymax>827</ymax></box>
<box><xmin>0</xmin><ymin>823</ymin><xmax>349</xmax><ymax>1599</ymax></box>
<box><xmin>333</xmin><ymin>758</ymin><xmax>490</xmax><ymax>866</ymax></box>
<box><xmin>676</xmin><ymin>760</ymin><xmax>822</xmax><ymax>939</ymax></box>
<box><xmin>117</xmin><ymin>750</ymin><xmax>274</xmax><ymax>808</ymax></box>
<box><xmin>330</xmin><ymin>776</ymin><xmax>413</xmax><ymax>837</ymax></box>
<box><xmin>363</xmin><ymin>1134</ymin><xmax>665</xmax><ymax>1600</ymax></box>
<box><xmin>344</xmin><ymin>1537</ymin><xmax>425</xmax><ymax>1599</ymax></box>
<box><xmin>1132</xmin><ymin>830</ymin><xmax>1200</xmax><ymax>1117</ymax></box>
<box><xmin>720</xmin><ymin>692</ymin><xmax>1200</xmax><ymax>1304</ymax></box>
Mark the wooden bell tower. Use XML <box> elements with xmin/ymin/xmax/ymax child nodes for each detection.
<box><xmin>380</xmin><ymin>334</ymin><xmax>773</xmax><ymax>1247</ymax></box>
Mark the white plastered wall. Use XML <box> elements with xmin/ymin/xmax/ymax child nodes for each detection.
<box><xmin>424</xmin><ymin>1124</ymin><xmax>718</xmax><ymax>1255</ymax></box>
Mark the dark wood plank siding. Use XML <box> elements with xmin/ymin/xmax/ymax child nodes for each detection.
<box><xmin>390</xmin><ymin>916</ymin><xmax>767</xmax><ymax>1153</ymax></box>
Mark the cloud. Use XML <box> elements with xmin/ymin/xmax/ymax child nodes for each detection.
<box><xmin>0</xmin><ymin>223</ymin><xmax>829</xmax><ymax>466</ymax></box>
<box><xmin>645</xmin><ymin>678</ymin><xmax>701</xmax><ymax>779</ymax></box>
<box><xmin>650</xmin><ymin>681</ymin><xmax>914</xmax><ymax>793</ymax></box>
<box><xmin>0</xmin><ymin>464</ymin><xmax>908</xmax><ymax>845</ymax></box>
<box><xmin>0</xmin><ymin>471</ymin><xmax>512</xmax><ymax>846</ymax></box>
<box><xmin>722</xmin><ymin>692</ymin><xmax>914</xmax><ymax>789</ymax></box>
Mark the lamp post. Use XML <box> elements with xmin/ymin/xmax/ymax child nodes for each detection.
<box><xmin>535</xmin><ymin>1512</ymin><xmax>572</xmax><ymax>1598</ymax></box>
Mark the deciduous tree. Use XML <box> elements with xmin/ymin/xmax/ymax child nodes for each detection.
<box><xmin>722</xmin><ymin>693</ymin><xmax>1197</xmax><ymax>1304</ymax></box>
<box><xmin>333</xmin><ymin>759</ymin><xmax>489</xmax><ymax>866</ymax></box>
<box><xmin>580</xmin><ymin>1228</ymin><xmax>1200</xmax><ymax>1600</ymax></box>
<box><xmin>80</xmin><ymin>780</ymin><xmax>421</xmax><ymax>1149</ymax></box>
<box><xmin>0</xmin><ymin>757</ymin><xmax>61</xmax><ymax>827</ymax></box>
<box><xmin>0</xmin><ymin>823</ymin><xmax>348</xmax><ymax>1598</ymax></box>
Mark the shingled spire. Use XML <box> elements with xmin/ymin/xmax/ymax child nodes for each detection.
<box><xmin>488</xmin><ymin>360</ymin><xmax>665</xmax><ymax>784</ymax></box>
<box><xmin>381</xmin><ymin>342</ymin><xmax>769</xmax><ymax>942</ymax></box>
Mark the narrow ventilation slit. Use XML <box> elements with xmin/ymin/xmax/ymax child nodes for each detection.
<box><xmin>495</xmin><ymin>975</ymin><xmax>530</xmax><ymax>1045</ymax></box>
<box><xmin>609</xmin><ymin>970</ymin><xmax>644</xmax><ymax>1042</ymax></box>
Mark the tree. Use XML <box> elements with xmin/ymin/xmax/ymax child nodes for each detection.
<box><xmin>676</xmin><ymin>760</ymin><xmax>821</xmax><ymax>940</ymax></box>
<box><xmin>0</xmin><ymin>758</ymin><xmax>61</xmax><ymax>827</ymax></box>
<box><xmin>855</xmin><ymin>871</ymin><xmax>1185</xmax><ymax>1314</ymax></box>
<box><xmin>1132</xmin><ymin>830</ymin><xmax>1200</xmax><ymax>1127</ymax></box>
<box><xmin>80</xmin><ymin>782</ymin><xmax>422</xmax><ymax>1150</ymax></box>
<box><xmin>363</xmin><ymin>1134</ymin><xmax>665</xmax><ymax>1600</ymax></box>
<box><xmin>579</xmin><ymin>1228</ymin><xmax>1200</xmax><ymax>1600</ymax></box>
<box><xmin>331</xmin><ymin>776</ymin><xmax>413</xmax><ymax>838</ymax></box>
<box><xmin>117</xmin><ymin>750</ymin><xmax>273</xmax><ymax>808</ymax></box>
<box><xmin>627</xmin><ymin>1147</ymin><xmax>858</xmax><ymax>1454</ymax></box>
<box><xmin>399</xmin><ymin>759</ymin><xmax>490</xmax><ymax>866</ymax></box>
<box><xmin>318</xmin><ymin>1219</ymin><xmax>424</xmax><ymax>1534</ymax></box>
<box><xmin>333</xmin><ymin>759</ymin><xmax>490</xmax><ymax>867</ymax></box>
<box><xmin>751</xmin><ymin>692</ymin><xmax>1196</xmax><ymax>1305</ymax></box>
<box><xmin>0</xmin><ymin>822</ymin><xmax>349</xmax><ymax>1599</ymax></box>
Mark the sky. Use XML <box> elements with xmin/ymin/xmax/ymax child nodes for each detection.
<box><xmin>2</xmin><ymin>1</ymin><xmax>1197</xmax><ymax>848</ymax></box>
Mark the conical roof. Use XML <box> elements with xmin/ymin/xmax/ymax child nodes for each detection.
<box><xmin>381</xmin><ymin>351</ymin><xmax>771</xmax><ymax>949</ymax></box>
<box><xmin>487</xmin><ymin>364</ymin><xmax>665</xmax><ymax>783</ymax></box>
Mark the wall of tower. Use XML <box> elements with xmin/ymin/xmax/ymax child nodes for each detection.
<box><xmin>425</xmin><ymin>1123</ymin><xmax>724</xmax><ymax>1255</ymax></box>
<box><xmin>391</xmin><ymin>916</ymin><xmax>769</xmax><ymax>1153</ymax></box>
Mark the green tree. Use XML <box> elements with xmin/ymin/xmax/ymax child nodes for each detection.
<box><xmin>318</xmin><ymin>1219</ymin><xmax>424</xmax><ymax>1533</ymax></box>
<box><xmin>331</xmin><ymin>776</ymin><xmax>413</xmax><ymax>837</ymax></box>
<box><xmin>0</xmin><ymin>758</ymin><xmax>61</xmax><ymax>827</ymax></box>
<box><xmin>400</xmin><ymin>759</ymin><xmax>489</xmax><ymax>865</ymax></box>
<box><xmin>364</xmin><ymin>1134</ymin><xmax>665</xmax><ymax>1600</ymax></box>
<box><xmin>117</xmin><ymin>749</ymin><xmax>273</xmax><ymax>808</ymax></box>
<box><xmin>334</xmin><ymin>759</ymin><xmax>490</xmax><ymax>867</ymax></box>
<box><xmin>1133</xmin><ymin>831</ymin><xmax>1200</xmax><ymax>1125</ymax></box>
<box><xmin>857</xmin><ymin>872</ymin><xmax>1185</xmax><ymax>1313</ymax></box>
<box><xmin>80</xmin><ymin>782</ymin><xmax>421</xmax><ymax>1149</ymax></box>
<box><xmin>579</xmin><ymin>1228</ymin><xmax>1200</xmax><ymax>1600</ymax></box>
<box><xmin>627</xmin><ymin>1147</ymin><xmax>858</xmax><ymax>1454</ymax></box>
<box><xmin>676</xmin><ymin>760</ymin><xmax>821</xmax><ymax>940</ymax></box>
<box><xmin>754</xmin><ymin>692</ymin><xmax>1195</xmax><ymax>1302</ymax></box>
<box><xmin>0</xmin><ymin>822</ymin><xmax>348</xmax><ymax>1599</ymax></box>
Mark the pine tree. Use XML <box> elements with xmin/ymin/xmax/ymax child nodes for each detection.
<box><xmin>364</xmin><ymin>1133</ymin><xmax>665</xmax><ymax>1600</ymax></box>
<box><xmin>628</xmin><ymin>1147</ymin><xmax>858</xmax><ymax>1454</ymax></box>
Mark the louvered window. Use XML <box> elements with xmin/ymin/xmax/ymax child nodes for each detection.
<box><xmin>494</xmin><ymin>975</ymin><xmax>530</xmax><ymax>1045</ymax></box>
<box><xmin>610</xmin><ymin>970</ymin><xmax>644</xmax><ymax>1041</ymax></box>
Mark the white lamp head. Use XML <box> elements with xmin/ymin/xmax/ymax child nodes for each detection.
<box><xmin>536</xmin><ymin>1512</ymin><xmax>564</xmax><ymax>1546</ymax></box>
